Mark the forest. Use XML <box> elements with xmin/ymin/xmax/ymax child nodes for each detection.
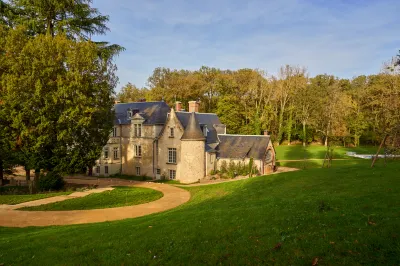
<box><xmin>117</xmin><ymin>63</ymin><xmax>400</xmax><ymax>147</ymax></box>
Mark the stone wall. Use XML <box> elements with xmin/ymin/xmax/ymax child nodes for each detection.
<box><xmin>157</xmin><ymin>110</ymin><xmax>184</xmax><ymax>180</ymax></box>
<box><xmin>180</xmin><ymin>140</ymin><xmax>205</xmax><ymax>183</ymax></box>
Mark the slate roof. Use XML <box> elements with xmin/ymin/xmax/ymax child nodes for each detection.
<box><xmin>216</xmin><ymin>135</ymin><xmax>271</xmax><ymax>160</ymax></box>
<box><xmin>114</xmin><ymin>102</ymin><xmax>170</xmax><ymax>125</ymax></box>
<box><xmin>176</xmin><ymin>112</ymin><xmax>222</xmax><ymax>144</ymax></box>
<box><xmin>181</xmin><ymin>112</ymin><xmax>205</xmax><ymax>141</ymax></box>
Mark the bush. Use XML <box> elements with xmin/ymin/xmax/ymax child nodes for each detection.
<box><xmin>220</xmin><ymin>160</ymin><xmax>228</xmax><ymax>174</ymax></box>
<box><xmin>38</xmin><ymin>171</ymin><xmax>65</xmax><ymax>191</ymax></box>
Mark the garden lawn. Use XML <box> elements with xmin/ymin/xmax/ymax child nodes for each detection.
<box><xmin>0</xmin><ymin>191</ymin><xmax>71</xmax><ymax>205</ymax></box>
<box><xmin>19</xmin><ymin>186</ymin><xmax>163</xmax><ymax>211</ymax></box>
<box><xmin>275</xmin><ymin>145</ymin><xmax>383</xmax><ymax>168</ymax></box>
<box><xmin>0</xmin><ymin>159</ymin><xmax>399</xmax><ymax>265</ymax></box>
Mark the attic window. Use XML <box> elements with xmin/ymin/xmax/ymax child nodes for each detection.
<box><xmin>127</xmin><ymin>109</ymin><xmax>133</xmax><ymax>119</ymax></box>
<box><xmin>200</xmin><ymin>125</ymin><xmax>208</xmax><ymax>137</ymax></box>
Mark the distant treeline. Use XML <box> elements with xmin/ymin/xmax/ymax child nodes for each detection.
<box><xmin>117</xmin><ymin>64</ymin><xmax>400</xmax><ymax>147</ymax></box>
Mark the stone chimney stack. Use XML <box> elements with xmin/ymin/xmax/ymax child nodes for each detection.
<box><xmin>264</xmin><ymin>130</ymin><xmax>269</xmax><ymax>136</ymax></box>
<box><xmin>175</xmin><ymin>101</ymin><xmax>182</xmax><ymax>112</ymax></box>
<box><xmin>115</xmin><ymin>100</ymin><xmax>121</xmax><ymax>104</ymax></box>
<box><xmin>188</xmin><ymin>101</ymin><xmax>199</xmax><ymax>113</ymax></box>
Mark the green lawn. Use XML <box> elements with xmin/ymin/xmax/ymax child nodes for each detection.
<box><xmin>19</xmin><ymin>186</ymin><xmax>163</xmax><ymax>211</ymax></box>
<box><xmin>275</xmin><ymin>145</ymin><xmax>380</xmax><ymax>161</ymax></box>
<box><xmin>274</xmin><ymin>145</ymin><xmax>384</xmax><ymax>169</ymax></box>
<box><xmin>0</xmin><ymin>191</ymin><xmax>72</xmax><ymax>205</ymax></box>
<box><xmin>0</xmin><ymin>159</ymin><xmax>399</xmax><ymax>265</ymax></box>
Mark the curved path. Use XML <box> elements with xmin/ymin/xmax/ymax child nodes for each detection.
<box><xmin>0</xmin><ymin>178</ymin><xmax>190</xmax><ymax>228</ymax></box>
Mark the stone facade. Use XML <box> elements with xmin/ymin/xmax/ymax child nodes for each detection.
<box><xmin>92</xmin><ymin>101</ymin><xmax>276</xmax><ymax>183</ymax></box>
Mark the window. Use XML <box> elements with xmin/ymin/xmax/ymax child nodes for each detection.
<box><xmin>168</xmin><ymin>148</ymin><xmax>177</xmax><ymax>164</ymax></box>
<box><xmin>156</xmin><ymin>168</ymin><xmax>161</xmax><ymax>175</ymax></box>
<box><xmin>127</xmin><ymin>109</ymin><xmax>133</xmax><ymax>119</ymax></box>
<box><xmin>169</xmin><ymin>127</ymin><xmax>174</xmax><ymax>137</ymax></box>
<box><xmin>112</xmin><ymin>127</ymin><xmax>117</xmax><ymax>137</ymax></box>
<box><xmin>134</xmin><ymin>145</ymin><xmax>142</xmax><ymax>157</ymax></box>
<box><xmin>104</xmin><ymin>147</ymin><xmax>109</xmax><ymax>159</ymax></box>
<box><xmin>136</xmin><ymin>167</ymin><xmax>140</xmax><ymax>176</ymax></box>
<box><xmin>96</xmin><ymin>166</ymin><xmax>100</xmax><ymax>174</ymax></box>
<box><xmin>105</xmin><ymin>166</ymin><xmax>109</xmax><ymax>174</ymax></box>
<box><xmin>113</xmin><ymin>147</ymin><xmax>119</xmax><ymax>159</ymax></box>
<box><xmin>169</xmin><ymin>169</ymin><xmax>176</xmax><ymax>180</ymax></box>
<box><xmin>134</xmin><ymin>124</ymin><xmax>142</xmax><ymax>137</ymax></box>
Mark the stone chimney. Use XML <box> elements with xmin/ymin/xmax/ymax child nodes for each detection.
<box><xmin>188</xmin><ymin>101</ymin><xmax>199</xmax><ymax>113</ymax></box>
<box><xmin>263</xmin><ymin>130</ymin><xmax>269</xmax><ymax>136</ymax></box>
<box><xmin>175</xmin><ymin>101</ymin><xmax>182</xmax><ymax>112</ymax></box>
<box><xmin>115</xmin><ymin>100</ymin><xmax>121</xmax><ymax>104</ymax></box>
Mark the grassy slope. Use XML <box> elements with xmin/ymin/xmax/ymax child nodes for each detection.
<box><xmin>0</xmin><ymin>159</ymin><xmax>399</xmax><ymax>265</ymax></box>
<box><xmin>274</xmin><ymin>145</ymin><xmax>382</xmax><ymax>168</ymax></box>
<box><xmin>0</xmin><ymin>191</ymin><xmax>71</xmax><ymax>205</ymax></box>
<box><xmin>19</xmin><ymin>186</ymin><xmax>163</xmax><ymax>211</ymax></box>
<box><xmin>275</xmin><ymin>145</ymin><xmax>380</xmax><ymax>161</ymax></box>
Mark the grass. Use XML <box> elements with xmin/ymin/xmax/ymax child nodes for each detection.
<box><xmin>274</xmin><ymin>145</ymin><xmax>386</xmax><ymax>169</ymax></box>
<box><xmin>19</xmin><ymin>186</ymin><xmax>163</xmax><ymax>211</ymax></box>
<box><xmin>275</xmin><ymin>144</ymin><xmax>381</xmax><ymax>161</ymax></box>
<box><xmin>0</xmin><ymin>158</ymin><xmax>399</xmax><ymax>265</ymax></box>
<box><xmin>0</xmin><ymin>191</ymin><xmax>71</xmax><ymax>205</ymax></box>
<box><xmin>98</xmin><ymin>174</ymin><xmax>153</xmax><ymax>181</ymax></box>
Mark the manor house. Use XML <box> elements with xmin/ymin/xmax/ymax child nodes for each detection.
<box><xmin>93</xmin><ymin>100</ymin><xmax>276</xmax><ymax>183</ymax></box>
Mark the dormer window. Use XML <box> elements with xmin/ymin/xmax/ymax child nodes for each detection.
<box><xmin>127</xmin><ymin>109</ymin><xmax>133</xmax><ymax>119</ymax></box>
<box><xmin>200</xmin><ymin>125</ymin><xmax>208</xmax><ymax>137</ymax></box>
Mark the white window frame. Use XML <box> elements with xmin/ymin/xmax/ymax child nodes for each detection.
<box><xmin>127</xmin><ymin>110</ymin><xmax>133</xmax><ymax>119</ymax></box>
<box><xmin>96</xmin><ymin>166</ymin><xmax>100</xmax><ymax>174</ymax></box>
<box><xmin>112</xmin><ymin>127</ymin><xmax>117</xmax><ymax>137</ymax></box>
<box><xmin>113</xmin><ymin>147</ymin><xmax>119</xmax><ymax>159</ymax></box>
<box><xmin>169</xmin><ymin>169</ymin><xmax>176</xmax><ymax>180</ymax></box>
<box><xmin>105</xmin><ymin>166</ymin><xmax>109</xmax><ymax>174</ymax></box>
<box><xmin>156</xmin><ymin>168</ymin><xmax>161</xmax><ymax>175</ymax></box>
<box><xmin>134</xmin><ymin>145</ymin><xmax>142</xmax><ymax>157</ymax></box>
<box><xmin>134</xmin><ymin>123</ymin><xmax>142</xmax><ymax>137</ymax></box>
<box><xmin>168</xmin><ymin>148</ymin><xmax>177</xmax><ymax>164</ymax></box>
<box><xmin>136</xmin><ymin>166</ymin><xmax>140</xmax><ymax>176</ymax></box>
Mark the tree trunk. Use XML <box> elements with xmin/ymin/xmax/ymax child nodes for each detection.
<box><xmin>324</xmin><ymin>135</ymin><xmax>328</xmax><ymax>147</ymax></box>
<box><xmin>0</xmin><ymin>159</ymin><xmax>3</xmax><ymax>185</ymax></box>
<box><xmin>302</xmin><ymin>121</ymin><xmax>306</xmax><ymax>147</ymax></box>
<box><xmin>25</xmin><ymin>167</ymin><xmax>30</xmax><ymax>181</ymax></box>
<box><xmin>277</xmin><ymin>108</ymin><xmax>284</xmax><ymax>145</ymax></box>
<box><xmin>287</xmin><ymin>107</ymin><xmax>293</xmax><ymax>145</ymax></box>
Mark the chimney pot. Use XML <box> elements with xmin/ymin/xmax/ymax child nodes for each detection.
<box><xmin>188</xmin><ymin>101</ymin><xmax>199</xmax><ymax>113</ymax></box>
<box><xmin>175</xmin><ymin>101</ymin><xmax>182</xmax><ymax>112</ymax></box>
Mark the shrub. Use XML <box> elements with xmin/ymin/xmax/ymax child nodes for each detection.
<box><xmin>220</xmin><ymin>160</ymin><xmax>227</xmax><ymax>173</ymax></box>
<box><xmin>210</xmin><ymin>169</ymin><xmax>217</xmax><ymax>175</ymax></box>
<box><xmin>38</xmin><ymin>171</ymin><xmax>65</xmax><ymax>191</ymax></box>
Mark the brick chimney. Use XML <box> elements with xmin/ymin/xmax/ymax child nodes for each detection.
<box><xmin>175</xmin><ymin>101</ymin><xmax>182</xmax><ymax>112</ymax></box>
<box><xmin>188</xmin><ymin>101</ymin><xmax>199</xmax><ymax>113</ymax></box>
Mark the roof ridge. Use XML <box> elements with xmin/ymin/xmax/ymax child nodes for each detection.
<box><xmin>219</xmin><ymin>134</ymin><xmax>271</xmax><ymax>137</ymax></box>
<box><xmin>176</xmin><ymin>111</ymin><xmax>218</xmax><ymax>115</ymax></box>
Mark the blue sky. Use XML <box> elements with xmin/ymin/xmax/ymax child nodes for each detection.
<box><xmin>93</xmin><ymin>0</ymin><xmax>400</xmax><ymax>92</ymax></box>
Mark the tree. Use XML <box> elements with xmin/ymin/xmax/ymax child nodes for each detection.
<box><xmin>294</xmin><ymin>78</ymin><xmax>317</xmax><ymax>146</ymax></box>
<box><xmin>275</xmin><ymin>65</ymin><xmax>307</xmax><ymax>145</ymax></box>
<box><xmin>1</xmin><ymin>0</ymin><xmax>124</xmax><ymax>57</ymax></box>
<box><xmin>0</xmin><ymin>27</ymin><xmax>116</xmax><ymax>175</ymax></box>
<box><xmin>117</xmin><ymin>83</ymin><xmax>149</xmax><ymax>103</ymax></box>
